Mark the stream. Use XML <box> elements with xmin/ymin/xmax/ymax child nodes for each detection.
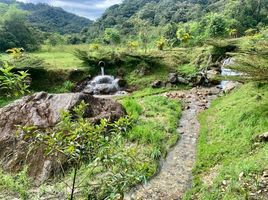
<box><xmin>126</xmin><ymin>87</ymin><xmax>221</xmax><ymax>200</ymax></box>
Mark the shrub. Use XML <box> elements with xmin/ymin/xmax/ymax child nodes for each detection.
<box><xmin>156</xmin><ymin>37</ymin><xmax>166</xmax><ymax>50</ymax></box>
<box><xmin>18</xmin><ymin>102</ymin><xmax>141</xmax><ymax>199</ymax></box>
<box><xmin>245</xmin><ymin>28</ymin><xmax>257</xmax><ymax>36</ymax></box>
<box><xmin>0</xmin><ymin>62</ymin><xmax>30</xmax><ymax>97</ymax></box>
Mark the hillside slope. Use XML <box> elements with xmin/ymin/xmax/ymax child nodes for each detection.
<box><xmin>87</xmin><ymin>0</ymin><xmax>267</xmax><ymax>39</ymax></box>
<box><xmin>0</xmin><ymin>0</ymin><xmax>92</xmax><ymax>34</ymax></box>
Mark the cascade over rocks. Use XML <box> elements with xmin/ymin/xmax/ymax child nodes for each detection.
<box><xmin>0</xmin><ymin>92</ymin><xmax>125</xmax><ymax>183</ymax></box>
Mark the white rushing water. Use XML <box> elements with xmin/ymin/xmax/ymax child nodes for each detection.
<box><xmin>101</xmin><ymin>67</ymin><xmax>105</xmax><ymax>76</ymax></box>
<box><xmin>83</xmin><ymin>67</ymin><xmax>126</xmax><ymax>95</ymax></box>
<box><xmin>220</xmin><ymin>58</ymin><xmax>242</xmax><ymax>89</ymax></box>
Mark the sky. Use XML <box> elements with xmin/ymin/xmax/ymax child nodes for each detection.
<box><xmin>16</xmin><ymin>0</ymin><xmax>122</xmax><ymax>20</ymax></box>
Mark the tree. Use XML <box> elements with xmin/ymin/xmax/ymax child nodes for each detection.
<box><xmin>163</xmin><ymin>23</ymin><xmax>178</xmax><ymax>40</ymax></box>
<box><xmin>206</xmin><ymin>13</ymin><xmax>227</xmax><ymax>37</ymax></box>
<box><xmin>0</xmin><ymin>7</ymin><xmax>40</xmax><ymax>52</ymax></box>
<box><xmin>103</xmin><ymin>28</ymin><xmax>121</xmax><ymax>45</ymax></box>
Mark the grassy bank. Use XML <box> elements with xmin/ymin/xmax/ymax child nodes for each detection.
<box><xmin>184</xmin><ymin>83</ymin><xmax>268</xmax><ymax>200</ymax></box>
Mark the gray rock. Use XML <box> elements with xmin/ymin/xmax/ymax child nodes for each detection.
<box><xmin>206</xmin><ymin>69</ymin><xmax>220</xmax><ymax>85</ymax></box>
<box><xmin>257</xmin><ymin>132</ymin><xmax>268</xmax><ymax>142</ymax></box>
<box><xmin>151</xmin><ymin>80</ymin><xmax>163</xmax><ymax>88</ymax></box>
<box><xmin>223</xmin><ymin>81</ymin><xmax>242</xmax><ymax>93</ymax></box>
<box><xmin>177</xmin><ymin>76</ymin><xmax>189</xmax><ymax>84</ymax></box>
<box><xmin>0</xmin><ymin>92</ymin><xmax>125</xmax><ymax>183</ymax></box>
<box><xmin>168</xmin><ymin>73</ymin><xmax>178</xmax><ymax>84</ymax></box>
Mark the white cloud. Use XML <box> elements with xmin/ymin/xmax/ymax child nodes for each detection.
<box><xmin>15</xmin><ymin>0</ymin><xmax>123</xmax><ymax>19</ymax></box>
<box><xmin>94</xmin><ymin>0</ymin><xmax>122</xmax><ymax>9</ymax></box>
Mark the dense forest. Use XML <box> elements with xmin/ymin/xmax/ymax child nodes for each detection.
<box><xmin>86</xmin><ymin>0</ymin><xmax>268</xmax><ymax>41</ymax></box>
<box><xmin>1</xmin><ymin>0</ymin><xmax>267</xmax><ymax>51</ymax></box>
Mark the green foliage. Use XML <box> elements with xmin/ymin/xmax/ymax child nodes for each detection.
<box><xmin>0</xmin><ymin>62</ymin><xmax>30</xmax><ymax>97</ymax></box>
<box><xmin>49</xmin><ymin>80</ymin><xmax>74</xmax><ymax>93</ymax></box>
<box><xmin>206</xmin><ymin>13</ymin><xmax>228</xmax><ymax>38</ymax></box>
<box><xmin>0</xmin><ymin>6</ymin><xmax>41</xmax><ymax>52</ymax></box>
<box><xmin>74</xmin><ymin>48</ymin><xmax>163</xmax><ymax>76</ymax></box>
<box><xmin>45</xmin><ymin>33</ymin><xmax>66</xmax><ymax>46</ymax></box>
<box><xmin>6</xmin><ymin>48</ymin><xmax>24</xmax><ymax>59</ymax></box>
<box><xmin>0</xmin><ymin>167</ymin><xmax>30</xmax><ymax>200</ymax></box>
<box><xmin>89</xmin><ymin>0</ymin><xmax>268</xmax><ymax>43</ymax></box>
<box><xmin>156</xmin><ymin>37</ymin><xmax>166</xmax><ymax>50</ymax></box>
<box><xmin>245</xmin><ymin>28</ymin><xmax>257</xmax><ymax>36</ymax></box>
<box><xmin>103</xmin><ymin>28</ymin><xmax>121</xmax><ymax>45</ymax></box>
<box><xmin>0</xmin><ymin>1</ymin><xmax>92</xmax><ymax>35</ymax></box>
<box><xmin>227</xmin><ymin>33</ymin><xmax>268</xmax><ymax>82</ymax></box>
<box><xmin>177</xmin><ymin>27</ymin><xmax>192</xmax><ymax>44</ymax></box>
<box><xmin>18</xmin><ymin>101</ymin><xmax>138</xmax><ymax>199</ymax></box>
<box><xmin>126</xmin><ymin>41</ymin><xmax>139</xmax><ymax>52</ymax></box>
<box><xmin>228</xmin><ymin>28</ymin><xmax>238</xmax><ymax>38</ymax></box>
<box><xmin>184</xmin><ymin>83</ymin><xmax>268</xmax><ymax>200</ymax></box>
<box><xmin>121</xmin><ymin>95</ymin><xmax>182</xmax><ymax>157</ymax></box>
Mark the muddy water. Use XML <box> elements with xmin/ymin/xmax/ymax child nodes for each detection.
<box><xmin>126</xmin><ymin>87</ymin><xmax>220</xmax><ymax>200</ymax></box>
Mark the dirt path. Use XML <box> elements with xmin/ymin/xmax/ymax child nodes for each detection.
<box><xmin>126</xmin><ymin>87</ymin><xmax>220</xmax><ymax>200</ymax></box>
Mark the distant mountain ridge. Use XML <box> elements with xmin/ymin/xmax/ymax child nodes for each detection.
<box><xmin>0</xmin><ymin>0</ymin><xmax>93</xmax><ymax>34</ymax></box>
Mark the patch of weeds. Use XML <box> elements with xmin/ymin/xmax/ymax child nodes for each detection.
<box><xmin>0</xmin><ymin>168</ymin><xmax>30</xmax><ymax>200</ymax></box>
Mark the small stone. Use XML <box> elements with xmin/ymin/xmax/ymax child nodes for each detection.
<box><xmin>263</xmin><ymin>170</ymin><xmax>268</xmax><ymax>177</ymax></box>
<box><xmin>258</xmin><ymin>132</ymin><xmax>268</xmax><ymax>142</ymax></box>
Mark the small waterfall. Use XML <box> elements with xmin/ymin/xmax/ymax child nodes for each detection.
<box><xmin>220</xmin><ymin>58</ymin><xmax>242</xmax><ymax>89</ymax></box>
<box><xmin>101</xmin><ymin>67</ymin><xmax>105</xmax><ymax>76</ymax></box>
<box><xmin>83</xmin><ymin>67</ymin><xmax>122</xmax><ymax>95</ymax></box>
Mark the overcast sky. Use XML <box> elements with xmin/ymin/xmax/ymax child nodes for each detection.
<box><xmin>16</xmin><ymin>0</ymin><xmax>122</xmax><ymax>20</ymax></box>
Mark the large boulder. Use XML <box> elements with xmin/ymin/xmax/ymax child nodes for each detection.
<box><xmin>0</xmin><ymin>92</ymin><xmax>125</xmax><ymax>183</ymax></box>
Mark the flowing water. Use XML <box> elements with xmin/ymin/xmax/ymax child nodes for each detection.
<box><xmin>83</xmin><ymin>67</ymin><xmax>122</xmax><ymax>95</ymax></box>
<box><xmin>126</xmin><ymin>87</ymin><xmax>221</xmax><ymax>200</ymax></box>
<box><xmin>220</xmin><ymin>58</ymin><xmax>242</xmax><ymax>90</ymax></box>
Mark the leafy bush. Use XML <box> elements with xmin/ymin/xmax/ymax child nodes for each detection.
<box><xmin>103</xmin><ymin>28</ymin><xmax>121</xmax><ymax>45</ymax></box>
<box><xmin>18</xmin><ymin>102</ymin><xmax>145</xmax><ymax>199</ymax></box>
<box><xmin>0</xmin><ymin>62</ymin><xmax>30</xmax><ymax>97</ymax></box>
<box><xmin>156</xmin><ymin>37</ymin><xmax>166</xmax><ymax>50</ymax></box>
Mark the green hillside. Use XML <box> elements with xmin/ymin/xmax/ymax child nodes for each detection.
<box><xmin>0</xmin><ymin>0</ymin><xmax>92</xmax><ymax>34</ymax></box>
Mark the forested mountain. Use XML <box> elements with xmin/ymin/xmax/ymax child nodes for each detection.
<box><xmin>0</xmin><ymin>0</ymin><xmax>93</xmax><ymax>34</ymax></box>
<box><xmin>87</xmin><ymin>0</ymin><xmax>268</xmax><ymax>39</ymax></box>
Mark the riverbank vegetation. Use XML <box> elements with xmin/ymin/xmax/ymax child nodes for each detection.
<box><xmin>184</xmin><ymin>83</ymin><xmax>268</xmax><ymax>200</ymax></box>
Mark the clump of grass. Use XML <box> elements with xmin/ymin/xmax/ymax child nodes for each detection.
<box><xmin>177</xmin><ymin>64</ymin><xmax>197</xmax><ymax>76</ymax></box>
<box><xmin>0</xmin><ymin>168</ymin><xmax>30</xmax><ymax>200</ymax></box>
<box><xmin>47</xmin><ymin>80</ymin><xmax>74</xmax><ymax>93</ymax></box>
<box><xmin>121</xmin><ymin>95</ymin><xmax>182</xmax><ymax>160</ymax></box>
<box><xmin>0</xmin><ymin>96</ymin><xmax>18</xmax><ymax>108</ymax></box>
<box><xmin>184</xmin><ymin>83</ymin><xmax>268</xmax><ymax>200</ymax></box>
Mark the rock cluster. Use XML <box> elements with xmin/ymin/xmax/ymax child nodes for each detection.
<box><xmin>151</xmin><ymin>70</ymin><xmax>222</xmax><ymax>89</ymax></box>
<box><xmin>0</xmin><ymin>92</ymin><xmax>125</xmax><ymax>183</ymax></box>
